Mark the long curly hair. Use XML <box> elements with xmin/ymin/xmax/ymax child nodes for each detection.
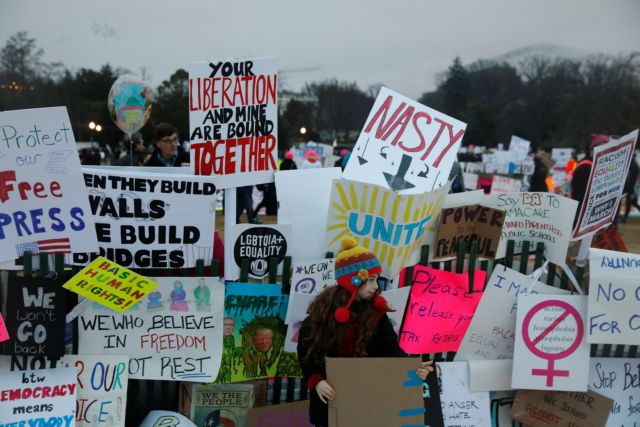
<box><xmin>301</xmin><ymin>285</ymin><xmax>380</xmax><ymax>365</ymax></box>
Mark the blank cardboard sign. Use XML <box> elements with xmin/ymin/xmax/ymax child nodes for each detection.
<box><xmin>326</xmin><ymin>357</ymin><xmax>424</xmax><ymax>427</ymax></box>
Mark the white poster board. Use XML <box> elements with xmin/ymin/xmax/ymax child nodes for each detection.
<box><xmin>283</xmin><ymin>292</ymin><xmax>315</xmax><ymax>352</ymax></box>
<box><xmin>69</xmin><ymin>168</ymin><xmax>217</xmax><ymax>268</ymax></box>
<box><xmin>0</xmin><ymin>107</ymin><xmax>98</xmax><ymax>263</ymax></box>
<box><xmin>188</xmin><ymin>57</ymin><xmax>278</xmax><ymax>186</ymax></box>
<box><xmin>380</xmin><ymin>286</ymin><xmax>411</xmax><ymax>335</ymax></box>
<box><xmin>589</xmin><ymin>357</ymin><xmax>640</xmax><ymax>427</ymax></box>
<box><xmin>228</xmin><ymin>223</ymin><xmax>292</xmax><ymax>279</ymax></box>
<box><xmin>285</xmin><ymin>258</ymin><xmax>336</xmax><ymax>324</ymax></box>
<box><xmin>508</xmin><ymin>135</ymin><xmax>531</xmax><ymax>167</ymax></box>
<box><xmin>588</xmin><ymin>248</ymin><xmax>640</xmax><ymax>345</ymax></box>
<box><xmin>78</xmin><ymin>277</ymin><xmax>224</xmax><ymax>382</ymax></box>
<box><xmin>275</xmin><ymin>167</ymin><xmax>342</xmax><ymax>266</ymax></box>
<box><xmin>343</xmin><ymin>86</ymin><xmax>466</xmax><ymax>193</ymax></box>
<box><xmin>574</xmin><ymin>130</ymin><xmax>639</xmax><ymax>238</ymax></box>
<box><xmin>0</xmin><ymin>367</ymin><xmax>77</xmax><ymax>427</ymax></box>
<box><xmin>512</xmin><ymin>294</ymin><xmax>589</xmax><ymax>391</ymax></box>
<box><xmin>438</xmin><ymin>361</ymin><xmax>491</xmax><ymax>427</ymax></box>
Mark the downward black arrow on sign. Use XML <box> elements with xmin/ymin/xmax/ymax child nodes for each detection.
<box><xmin>383</xmin><ymin>154</ymin><xmax>416</xmax><ymax>191</ymax></box>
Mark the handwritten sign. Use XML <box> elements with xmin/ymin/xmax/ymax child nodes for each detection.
<box><xmin>290</xmin><ymin>258</ymin><xmax>335</xmax><ymax>294</ymax></box>
<box><xmin>324</xmin><ymin>179</ymin><xmax>449</xmax><ymax>279</ymax></box>
<box><xmin>399</xmin><ymin>266</ymin><xmax>485</xmax><ymax>354</ymax></box>
<box><xmin>343</xmin><ymin>86</ymin><xmax>466</xmax><ymax>193</ymax></box>
<box><xmin>487</xmin><ymin>192</ymin><xmax>578</xmax><ymax>266</ymax></box>
<box><xmin>0</xmin><ymin>367</ymin><xmax>77</xmax><ymax>427</ymax></box>
<box><xmin>574</xmin><ymin>130</ymin><xmax>639</xmax><ymax>238</ymax></box>
<box><xmin>434</xmin><ymin>204</ymin><xmax>505</xmax><ymax>260</ymax></box>
<box><xmin>456</xmin><ymin>265</ymin><xmax>569</xmax><ymax>361</ymax></box>
<box><xmin>71</xmin><ymin>168</ymin><xmax>218</xmax><ymax>269</ymax></box>
<box><xmin>63</xmin><ymin>257</ymin><xmax>158</xmax><ymax>313</ymax></box>
<box><xmin>512</xmin><ymin>295</ymin><xmax>589</xmax><ymax>391</ymax></box>
<box><xmin>327</xmin><ymin>357</ymin><xmax>425</xmax><ymax>426</ymax></box>
<box><xmin>78</xmin><ymin>277</ymin><xmax>223</xmax><ymax>382</ymax></box>
<box><xmin>231</xmin><ymin>224</ymin><xmax>291</xmax><ymax>279</ymax></box>
<box><xmin>511</xmin><ymin>389</ymin><xmax>614</xmax><ymax>427</ymax></box>
<box><xmin>589</xmin><ymin>357</ymin><xmax>640</xmax><ymax>426</ymax></box>
<box><xmin>588</xmin><ymin>248</ymin><xmax>640</xmax><ymax>345</ymax></box>
<box><xmin>438</xmin><ymin>361</ymin><xmax>491</xmax><ymax>427</ymax></box>
<box><xmin>247</xmin><ymin>400</ymin><xmax>312</xmax><ymax>427</ymax></box>
<box><xmin>189</xmin><ymin>57</ymin><xmax>278</xmax><ymax>186</ymax></box>
<box><xmin>490</xmin><ymin>175</ymin><xmax>522</xmax><ymax>194</ymax></box>
<box><xmin>508</xmin><ymin>135</ymin><xmax>531</xmax><ymax>170</ymax></box>
<box><xmin>0</xmin><ymin>107</ymin><xmax>98</xmax><ymax>263</ymax></box>
<box><xmin>5</xmin><ymin>275</ymin><xmax>66</xmax><ymax>358</ymax></box>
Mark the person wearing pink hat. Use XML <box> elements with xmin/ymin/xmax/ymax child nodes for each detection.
<box><xmin>301</xmin><ymin>148</ymin><xmax>321</xmax><ymax>169</ymax></box>
<box><xmin>279</xmin><ymin>150</ymin><xmax>297</xmax><ymax>171</ymax></box>
<box><xmin>297</xmin><ymin>236</ymin><xmax>433</xmax><ymax>426</ymax></box>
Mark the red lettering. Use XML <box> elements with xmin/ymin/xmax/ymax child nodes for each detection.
<box><xmin>399</xmin><ymin>112</ymin><xmax>431</xmax><ymax>152</ymax></box>
<box><xmin>0</xmin><ymin>170</ymin><xmax>16</xmax><ymax>203</ymax></box>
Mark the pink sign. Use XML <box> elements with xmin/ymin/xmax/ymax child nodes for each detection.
<box><xmin>0</xmin><ymin>313</ymin><xmax>8</xmax><ymax>343</ymax></box>
<box><xmin>399</xmin><ymin>266</ymin><xmax>485</xmax><ymax>354</ymax></box>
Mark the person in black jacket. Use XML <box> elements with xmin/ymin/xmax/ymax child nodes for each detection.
<box><xmin>143</xmin><ymin>122</ymin><xmax>190</xmax><ymax>167</ymax></box>
<box><xmin>297</xmin><ymin>236</ymin><xmax>433</xmax><ymax>427</ymax></box>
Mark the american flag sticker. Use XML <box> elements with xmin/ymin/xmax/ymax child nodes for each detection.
<box><xmin>16</xmin><ymin>238</ymin><xmax>71</xmax><ymax>256</ymax></box>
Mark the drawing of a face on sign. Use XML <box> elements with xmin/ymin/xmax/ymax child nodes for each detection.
<box><xmin>233</xmin><ymin>226</ymin><xmax>288</xmax><ymax>278</ymax></box>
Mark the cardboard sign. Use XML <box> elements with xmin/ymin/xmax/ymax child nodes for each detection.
<box><xmin>78</xmin><ymin>277</ymin><xmax>223</xmax><ymax>382</ymax></box>
<box><xmin>512</xmin><ymin>295</ymin><xmax>589</xmax><ymax>391</ymax></box>
<box><xmin>326</xmin><ymin>357</ymin><xmax>425</xmax><ymax>426</ymax></box>
<box><xmin>487</xmin><ymin>192</ymin><xmax>578</xmax><ymax>266</ymax></box>
<box><xmin>0</xmin><ymin>354</ymin><xmax>130</xmax><ymax>426</ymax></box>
<box><xmin>456</xmin><ymin>265</ymin><xmax>569</xmax><ymax>361</ymax></box>
<box><xmin>574</xmin><ymin>130</ymin><xmax>639</xmax><ymax>238</ymax></box>
<box><xmin>490</xmin><ymin>175</ymin><xmax>522</xmax><ymax>194</ymax></box>
<box><xmin>216</xmin><ymin>283</ymin><xmax>301</xmax><ymax>383</ymax></box>
<box><xmin>0</xmin><ymin>107</ymin><xmax>98</xmax><ymax>263</ymax></box>
<box><xmin>189</xmin><ymin>383</ymin><xmax>254</xmax><ymax>427</ymax></box>
<box><xmin>230</xmin><ymin>224</ymin><xmax>291</xmax><ymax>279</ymax></box>
<box><xmin>434</xmin><ymin>204</ymin><xmax>505</xmax><ymax>260</ymax></box>
<box><xmin>589</xmin><ymin>357</ymin><xmax>640</xmax><ymax>427</ymax></box>
<box><xmin>189</xmin><ymin>58</ymin><xmax>278</xmax><ymax>186</ymax></box>
<box><xmin>343</xmin><ymin>86</ymin><xmax>466</xmax><ymax>193</ymax></box>
<box><xmin>324</xmin><ymin>179</ymin><xmax>449</xmax><ymax>279</ymax></box>
<box><xmin>5</xmin><ymin>275</ymin><xmax>66</xmax><ymax>358</ymax></box>
<box><xmin>399</xmin><ymin>266</ymin><xmax>485</xmax><ymax>354</ymax></box>
<box><xmin>247</xmin><ymin>400</ymin><xmax>312</xmax><ymax>427</ymax></box>
<box><xmin>70</xmin><ymin>168</ymin><xmax>217</xmax><ymax>269</ymax></box>
<box><xmin>63</xmin><ymin>257</ymin><xmax>158</xmax><ymax>313</ymax></box>
<box><xmin>275</xmin><ymin>168</ymin><xmax>342</xmax><ymax>267</ymax></box>
<box><xmin>438</xmin><ymin>361</ymin><xmax>491</xmax><ymax>427</ymax></box>
<box><xmin>0</xmin><ymin>367</ymin><xmax>77</xmax><ymax>427</ymax></box>
<box><xmin>511</xmin><ymin>389</ymin><xmax>614</xmax><ymax>427</ymax></box>
<box><xmin>588</xmin><ymin>248</ymin><xmax>640</xmax><ymax>345</ymax></box>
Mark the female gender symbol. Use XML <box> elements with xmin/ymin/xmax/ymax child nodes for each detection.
<box><xmin>521</xmin><ymin>300</ymin><xmax>584</xmax><ymax>387</ymax></box>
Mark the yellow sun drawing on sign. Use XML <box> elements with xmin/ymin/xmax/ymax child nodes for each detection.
<box><xmin>324</xmin><ymin>179</ymin><xmax>449</xmax><ymax>278</ymax></box>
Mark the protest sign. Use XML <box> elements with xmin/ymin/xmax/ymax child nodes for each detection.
<box><xmin>139</xmin><ymin>411</ymin><xmax>196</xmax><ymax>427</ymax></box>
<box><xmin>381</xmin><ymin>286</ymin><xmax>411</xmax><ymax>335</ymax></box>
<box><xmin>487</xmin><ymin>192</ymin><xmax>578</xmax><ymax>266</ymax></box>
<box><xmin>326</xmin><ymin>357</ymin><xmax>425</xmax><ymax>426</ymax></box>
<box><xmin>490</xmin><ymin>175</ymin><xmax>522</xmax><ymax>194</ymax></box>
<box><xmin>324</xmin><ymin>179</ymin><xmax>449</xmax><ymax>279</ymax></box>
<box><xmin>508</xmin><ymin>135</ymin><xmax>531</xmax><ymax>170</ymax></box>
<box><xmin>589</xmin><ymin>357</ymin><xmax>640</xmax><ymax>426</ymax></box>
<box><xmin>63</xmin><ymin>257</ymin><xmax>158</xmax><ymax>313</ymax></box>
<box><xmin>588</xmin><ymin>248</ymin><xmax>640</xmax><ymax>345</ymax></box>
<box><xmin>216</xmin><ymin>282</ymin><xmax>301</xmax><ymax>383</ymax></box>
<box><xmin>511</xmin><ymin>389</ymin><xmax>614</xmax><ymax>427</ymax></box>
<box><xmin>434</xmin><ymin>204</ymin><xmax>505</xmax><ymax>260</ymax></box>
<box><xmin>290</xmin><ymin>258</ymin><xmax>335</xmax><ymax>294</ymax></box>
<box><xmin>189</xmin><ymin>383</ymin><xmax>254</xmax><ymax>427</ymax></box>
<box><xmin>275</xmin><ymin>167</ymin><xmax>342</xmax><ymax>266</ymax></box>
<box><xmin>490</xmin><ymin>391</ymin><xmax>518</xmax><ymax>427</ymax></box>
<box><xmin>69</xmin><ymin>168</ymin><xmax>217</xmax><ymax>269</ymax></box>
<box><xmin>230</xmin><ymin>224</ymin><xmax>291</xmax><ymax>279</ymax></box>
<box><xmin>456</xmin><ymin>265</ymin><xmax>569</xmax><ymax>361</ymax></box>
<box><xmin>399</xmin><ymin>266</ymin><xmax>485</xmax><ymax>354</ymax></box>
<box><xmin>0</xmin><ymin>107</ymin><xmax>98</xmax><ymax>263</ymax></box>
<box><xmin>512</xmin><ymin>294</ymin><xmax>589</xmax><ymax>391</ymax></box>
<box><xmin>78</xmin><ymin>277</ymin><xmax>223</xmax><ymax>382</ymax></box>
<box><xmin>462</xmin><ymin>172</ymin><xmax>478</xmax><ymax>190</ymax></box>
<box><xmin>483</xmin><ymin>150</ymin><xmax>510</xmax><ymax>174</ymax></box>
<box><xmin>247</xmin><ymin>400</ymin><xmax>312</xmax><ymax>427</ymax></box>
<box><xmin>438</xmin><ymin>361</ymin><xmax>491</xmax><ymax>427</ymax></box>
<box><xmin>552</xmin><ymin>148</ymin><xmax>574</xmax><ymax>167</ymax></box>
<box><xmin>284</xmin><ymin>292</ymin><xmax>315</xmax><ymax>352</ymax></box>
<box><xmin>5</xmin><ymin>275</ymin><xmax>66</xmax><ymax>358</ymax></box>
<box><xmin>343</xmin><ymin>86</ymin><xmax>466</xmax><ymax>193</ymax></box>
<box><xmin>0</xmin><ymin>367</ymin><xmax>77</xmax><ymax>427</ymax></box>
<box><xmin>574</xmin><ymin>130</ymin><xmax>639</xmax><ymax>238</ymax></box>
<box><xmin>0</xmin><ymin>354</ymin><xmax>130</xmax><ymax>426</ymax></box>
<box><xmin>468</xmin><ymin>359</ymin><xmax>514</xmax><ymax>392</ymax></box>
<box><xmin>189</xmin><ymin>58</ymin><xmax>278</xmax><ymax>186</ymax></box>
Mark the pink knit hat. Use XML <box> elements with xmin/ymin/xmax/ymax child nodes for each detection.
<box><xmin>590</xmin><ymin>134</ymin><xmax>610</xmax><ymax>151</ymax></box>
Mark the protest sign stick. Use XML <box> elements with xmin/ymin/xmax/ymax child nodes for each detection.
<box><xmin>576</xmin><ymin>234</ymin><xmax>593</xmax><ymax>267</ymax></box>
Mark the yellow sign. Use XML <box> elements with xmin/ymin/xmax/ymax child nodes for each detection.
<box><xmin>63</xmin><ymin>257</ymin><xmax>157</xmax><ymax>313</ymax></box>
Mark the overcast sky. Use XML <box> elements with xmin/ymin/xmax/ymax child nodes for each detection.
<box><xmin>1</xmin><ymin>0</ymin><xmax>639</xmax><ymax>98</ymax></box>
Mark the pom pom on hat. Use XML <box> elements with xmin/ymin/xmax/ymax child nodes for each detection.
<box><xmin>284</xmin><ymin>151</ymin><xmax>294</xmax><ymax>160</ymax></box>
<box><xmin>335</xmin><ymin>307</ymin><xmax>351</xmax><ymax>323</ymax></box>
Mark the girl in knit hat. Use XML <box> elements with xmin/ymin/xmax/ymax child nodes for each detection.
<box><xmin>296</xmin><ymin>236</ymin><xmax>433</xmax><ymax>426</ymax></box>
